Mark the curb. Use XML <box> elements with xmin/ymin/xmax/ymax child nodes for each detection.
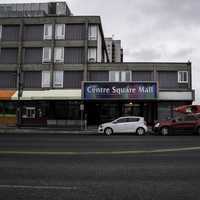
<box><xmin>0</xmin><ymin>128</ymin><xmax>98</xmax><ymax>135</ymax></box>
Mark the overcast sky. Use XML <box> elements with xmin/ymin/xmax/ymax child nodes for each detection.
<box><xmin>2</xmin><ymin>0</ymin><xmax>200</xmax><ymax>103</ymax></box>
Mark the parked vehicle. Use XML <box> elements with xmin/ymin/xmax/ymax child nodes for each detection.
<box><xmin>154</xmin><ymin>114</ymin><xmax>200</xmax><ymax>135</ymax></box>
<box><xmin>98</xmin><ymin>116</ymin><xmax>148</xmax><ymax>136</ymax></box>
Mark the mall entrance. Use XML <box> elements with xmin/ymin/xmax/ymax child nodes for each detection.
<box><xmin>85</xmin><ymin>101</ymin><xmax>157</xmax><ymax>126</ymax></box>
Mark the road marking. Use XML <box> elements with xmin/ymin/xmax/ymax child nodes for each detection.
<box><xmin>0</xmin><ymin>146</ymin><xmax>200</xmax><ymax>155</ymax></box>
<box><xmin>0</xmin><ymin>185</ymin><xmax>77</xmax><ymax>190</ymax></box>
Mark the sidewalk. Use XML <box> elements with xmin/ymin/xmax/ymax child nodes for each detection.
<box><xmin>0</xmin><ymin>126</ymin><xmax>98</xmax><ymax>135</ymax></box>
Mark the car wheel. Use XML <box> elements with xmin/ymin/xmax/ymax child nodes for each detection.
<box><xmin>160</xmin><ymin>127</ymin><xmax>170</xmax><ymax>136</ymax></box>
<box><xmin>104</xmin><ymin>127</ymin><xmax>113</xmax><ymax>136</ymax></box>
<box><xmin>136</xmin><ymin>127</ymin><xmax>145</xmax><ymax>136</ymax></box>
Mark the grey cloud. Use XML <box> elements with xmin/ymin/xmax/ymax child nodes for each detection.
<box><xmin>172</xmin><ymin>47</ymin><xmax>194</xmax><ymax>59</ymax></box>
<box><xmin>127</xmin><ymin>48</ymin><xmax>162</xmax><ymax>61</ymax></box>
<box><xmin>133</xmin><ymin>0</ymin><xmax>200</xmax><ymax>28</ymax></box>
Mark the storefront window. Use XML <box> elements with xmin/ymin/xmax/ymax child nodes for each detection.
<box><xmin>4</xmin><ymin>102</ymin><xmax>16</xmax><ymax>114</ymax></box>
<box><xmin>158</xmin><ymin>102</ymin><xmax>172</xmax><ymax>120</ymax></box>
<box><xmin>68</xmin><ymin>101</ymin><xmax>81</xmax><ymax>120</ymax></box>
<box><xmin>0</xmin><ymin>102</ymin><xmax>17</xmax><ymax>115</ymax></box>
<box><xmin>0</xmin><ymin>102</ymin><xmax>4</xmax><ymax>114</ymax></box>
<box><xmin>100</xmin><ymin>103</ymin><xmax>120</xmax><ymax>123</ymax></box>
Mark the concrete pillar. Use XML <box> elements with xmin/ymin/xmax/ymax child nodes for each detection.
<box><xmin>83</xmin><ymin>21</ymin><xmax>88</xmax><ymax>81</ymax></box>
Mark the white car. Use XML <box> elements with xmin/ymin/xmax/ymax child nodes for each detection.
<box><xmin>98</xmin><ymin>116</ymin><xmax>148</xmax><ymax>136</ymax></box>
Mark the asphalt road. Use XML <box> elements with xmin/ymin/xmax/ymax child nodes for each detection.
<box><xmin>0</xmin><ymin>134</ymin><xmax>200</xmax><ymax>200</ymax></box>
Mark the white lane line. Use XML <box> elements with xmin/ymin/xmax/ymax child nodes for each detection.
<box><xmin>0</xmin><ymin>146</ymin><xmax>200</xmax><ymax>155</ymax></box>
<box><xmin>0</xmin><ymin>185</ymin><xmax>78</xmax><ymax>190</ymax></box>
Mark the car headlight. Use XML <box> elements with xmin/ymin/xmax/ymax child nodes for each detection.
<box><xmin>154</xmin><ymin>123</ymin><xmax>160</xmax><ymax>128</ymax></box>
<box><xmin>99</xmin><ymin>124</ymin><xmax>103</xmax><ymax>128</ymax></box>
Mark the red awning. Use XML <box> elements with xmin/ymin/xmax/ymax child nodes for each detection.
<box><xmin>174</xmin><ymin>105</ymin><xmax>200</xmax><ymax>114</ymax></box>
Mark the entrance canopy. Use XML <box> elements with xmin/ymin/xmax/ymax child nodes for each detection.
<box><xmin>12</xmin><ymin>89</ymin><xmax>81</xmax><ymax>100</ymax></box>
<box><xmin>0</xmin><ymin>90</ymin><xmax>16</xmax><ymax>100</ymax></box>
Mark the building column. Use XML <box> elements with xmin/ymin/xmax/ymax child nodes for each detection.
<box><xmin>83</xmin><ymin>21</ymin><xmax>88</xmax><ymax>81</ymax></box>
<box><xmin>50</xmin><ymin>20</ymin><xmax>56</xmax><ymax>89</ymax></box>
<box><xmin>16</xmin><ymin>20</ymin><xmax>24</xmax><ymax>127</ymax></box>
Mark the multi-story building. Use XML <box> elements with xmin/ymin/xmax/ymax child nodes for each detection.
<box><xmin>105</xmin><ymin>37</ymin><xmax>123</xmax><ymax>62</ymax></box>
<box><xmin>0</xmin><ymin>2</ymin><xmax>194</xmax><ymax>127</ymax></box>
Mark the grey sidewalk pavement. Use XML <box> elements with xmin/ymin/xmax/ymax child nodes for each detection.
<box><xmin>0</xmin><ymin>126</ymin><xmax>153</xmax><ymax>135</ymax></box>
<box><xmin>0</xmin><ymin>126</ymin><xmax>98</xmax><ymax>135</ymax></box>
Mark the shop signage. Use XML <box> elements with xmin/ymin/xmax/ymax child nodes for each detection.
<box><xmin>83</xmin><ymin>82</ymin><xmax>157</xmax><ymax>100</ymax></box>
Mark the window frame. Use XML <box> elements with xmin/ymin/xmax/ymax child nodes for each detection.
<box><xmin>109</xmin><ymin>71</ymin><xmax>120</xmax><ymax>82</ymax></box>
<box><xmin>178</xmin><ymin>71</ymin><xmax>188</xmax><ymax>83</ymax></box>
<box><xmin>88</xmin><ymin>47</ymin><xmax>97</xmax><ymax>63</ymax></box>
<box><xmin>41</xmin><ymin>71</ymin><xmax>51</xmax><ymax>88</ymax></box>
<box><xmin>43</xmin><ymin>24</ymin><xmax>52</xmax><ymax>40</ymax></box>
<box><xmin>55</xmin><ymin>24</ymin><xmax>65</xmax><ymax>40</ymax></box>
<box><xmin>53</xmin><ymin>70</ymin><xmax>64</xmax><ymax>88</ymax></box>
<box><xmin>42</xmin><ymin>47</ymin><xmax>52</xmax><ymax>63</ymax></box>
<box><xmin>22</xmin><ymin>107</ymin><xmax>36</xmax><ymax>119</ymax></box>
<box><xmin>54</xmin><ymin>47</ymin><xmax>64</xmax><ymax>63</ymax></box>
<box><xmin>88</xmin><ymin>25</ymin><xmax>97</xmax><ymax>40</ymax></box>
<box><xmin>109</xmin><ymin>71</ymin><xmax>132</xmax><ymax>82</ymax></box>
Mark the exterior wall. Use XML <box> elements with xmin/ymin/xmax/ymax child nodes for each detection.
<box><xmin>105</xmin><ymin>38</ymin><xmax>122</xmax><ymax>63</ymax></box>
<box><xmin>2</xmin><ymin>25</ymin><xmax>19</xmax><ymax>41</ymax></box>
<box><xmin>0</xmin><ymin>48</ymin><xmax>18</xmax><ymax>64</ymax></box>
<box><xmin>113</xmin><ymin>40</ymin><xmax>121</xmax><ymax>63</ymax></box>
<box><xmin>132</xmin><ymin>71</ymin><xmax>153</xmax><ymax>81</ymax></box>
<box><xmin>105</xmin><ymin>38</ymin><xmax>112</xmax><ymax>62</ymax></box>
<box><xmin>0</xmin><ymin>72</ymin><xmax>17</xmax><ymax>88</ymax></box>
<box><xmin>23</xmin><ymin>25</ymin><xmax>43</xmax><ymax>41</ymax></box>
<box><xmin>158</xmin><ymin>71</ymin><xmax>178</xmax><ymax>89</ymax></box>
<box><xmin>158</xmin><ymin>71</ymin><xmax>190</xmax><ymax>90</ymax></box>
<box><xmin>23</xmin><ymin>71</ymin><xmax>41</xmax><ymax>88</ymax></box>
<box><xmin>0</xmin><ymin>2</ymin><xmax>71</xmax><ymax>17</ymax></box>
<box><xmin>23</xmin><ymin>48</ymin><xmax>42</xmax><ymax>64</ymax></box>
<box><xmin>89</xmin><ymin>71</ymin><xmax>109</xmax><ymax>81</ymax></box>
<box><xmin>64</xmin><ymin>71</ymin><xmax>83</xmax><ymax>88</ymax></box>
<box><xmin>97</xmin><ymin>26</ymin><xmax>102</xmax><ymax>62</ymax></box>
<box><xmin>65</xmin><ymin>24</ymin><xmax>85</xmax><ymax>40</ymax></box>
<box><xmin>64</xmin><ymin>48</ymin><xmax>84</xmax><ymax>64</ymax></box>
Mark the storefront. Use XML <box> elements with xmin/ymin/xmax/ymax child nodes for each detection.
<box><xmin>0</xmin><ymin>83</ymin><xmax>194</xmax><ymax>127</ymax></box>
<box><xmin>83</xmin><ymin>81</ymin><xmax>158</xmax><ymax>125</ymax></box>
<box><xmin>0</xmin><ymin>90</ymin><xmax>17</xmax><ymax>126</ymax></box>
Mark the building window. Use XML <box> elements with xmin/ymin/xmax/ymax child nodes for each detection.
<box><xmin>88</xmin><ymin>48</ymin><xmax>97</xmax><ymax>62</ymax></box>
<box><xmin>121</xmin><ymin>71</ymin><xmax>131</xmax><ymax>81</ymax></box>
<box><xmin>42</xmin><ymin>47</ymin><xmax>51</xmax><ymax>63</ymax></box>
<box><xmin>54</xmin><ymin>47</ymin><xmax>64</xmax><ymax>63</ymax></box>
<box><xmin>109</xmin><ymin>71</ymin><xmax>131</xmax><ymax>82</ymax></box>
<box><xmin>178</xmin><ymin>71</ymin><xmax>188</xmax><ymax>83</ymax></box>
<box><xmin>42</xmin><ymin>71</ymin><xmax>51</xmax><ymax>88</ymax></box>
<box><xmin>0</xmin><ymin>25</ymin><xmax>2</xmax><ymax>40</ymax></box>
<box><xmin>53</xmin><ymin>71</ymin><xmax>63</xmax><ymax>88</ymax></box>
<box><xmin>43</xmin><ymin>24</ymin><xmax>52</xmax><ymax>40</ymax></box>
<box><xmin>55</xmin><ymin>24</ymin><xmax>65</xmax><ymax>40</ymax></box>
<box><xmin>22</xmin><ymin>107</ymin><xmax>36</xmax><ymax>119</ymax></box>
<box><xmin>109</xmin><ymin>71</ymin><xmax>120</xmax><ymax>82</ymax></box>
<box><xmin>88</xmin><ymin>25</ymin><xmax>97</xmax><ymax>40</ymax></box>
